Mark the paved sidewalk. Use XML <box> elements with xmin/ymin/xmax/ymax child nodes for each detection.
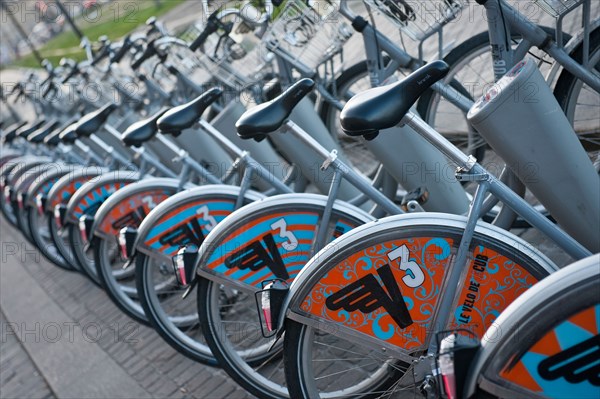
<box><xmin>0</xmin><ymin>216</ymin><xmax>252</xmax><ymax>399</ymax></box>
<box><xmin>0</xmin><ymin>310</ymin><xmax>55</xmax><ymax>399</ymax></box>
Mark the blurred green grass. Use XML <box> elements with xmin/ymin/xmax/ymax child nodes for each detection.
<box><xmin>12</xmin><ymin>0</ymin><xmax>186</xmax><ymax>68</ymax></box>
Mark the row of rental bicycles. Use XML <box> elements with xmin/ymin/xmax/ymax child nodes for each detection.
<box><xmin>1</xmin><ymin>0</ymin><xmax>599</xmax><ymax>397</ymax></box>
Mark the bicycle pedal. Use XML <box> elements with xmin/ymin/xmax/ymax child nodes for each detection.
<box><xmin>401</xmin><ymin>187</ymin><xmax>428</xmax><ymax>212</ymax></box>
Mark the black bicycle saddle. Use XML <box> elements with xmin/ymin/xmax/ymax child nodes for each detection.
<box><xmin>16</xmin><ymin>119</ymin><xmax>46</xmax><ymax>138</ymax></box>
<box><xmin>157</xmin><ymin>88</ymin><xmax>222</xmax><ymax>136</ymax></box>
<box><xmin>236</xmin><ymin>78</ymin><xmax>315</xmax><ymax>141</ymax></box>
<box><xmin>75</xmin><ymin>103</ymin><xmax>119</xmax><ymax>137</ymax></box>
<box><xmin>122</xmin><ymin>107</ymin><xmax>169</xmax><ymax>147</ymax></box>
<box><xmin>28</xmin><ymin>120</ymin><xmax>61</xmax><ymax>143</ymax></box>
<box><xmin>1</xmin><ymin>121</ymin><xmax>28</xmax><ymax>144</ymax></box>
<box><xmin>340</xmin><ymin>61</ymin><xmax>449</xmax><ymax>139</ymax></box>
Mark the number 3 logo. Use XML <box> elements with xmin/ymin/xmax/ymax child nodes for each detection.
<box><xmin>387</xmin><ymin>245</ymin><xmax>425</xmax><ymax>288</ymax></box>
<box><xmin>197</xmin><ymin>205</ymin><xmax>217</xmax><ymax>232</ymax></box>
<box><xmin>270</xmin><ymin>218</ymin><xmax>298</xmax><ymax>251</ymax></box>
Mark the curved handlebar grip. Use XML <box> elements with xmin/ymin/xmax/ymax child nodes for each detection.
<box><xmin>61</xmin><ymin>67</ymin><xmax>80</xmax><ymax>84</ymax></box>
<box><xmin>9</xmin><ymin>83</ymin><xmax>22</xmax><ymax>96</ymax></box>
<box><xmin>110</xmin><ymin>35</ymin><xmax>132</xmax><ymax>64</ymax></box>
<box><xmin>91</xmin><ymin>45</ymin><xmax>110</xmax><ymax>66</ymax></box>
<box><xmin>131</xmin><ymin>39</ymin><xmax>158</xmax><ymax>70</ymax></box>
<box><xmin>42</xmin><ymin>83</ymin><xmax>55</xmax><ymax>99</ymax></box>
<box><xmin>189</xmin><ymin>10</ymin><xmax>220</xmax><ymax>52</ymax></box>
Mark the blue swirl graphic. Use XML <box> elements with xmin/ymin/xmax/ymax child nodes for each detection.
<box><xmin>337</xmin><ymin>310</ymin><xmax>350</xmax><ymax>322</ymax></box>
<box><xmin>372</xmin><ymin>313</ymin><xmax>395</xmax><ymax>340</ymax></box>
<box><xmin>422</xmin><ymin>238</ymin><xmax>451</xmax><ymax>260</ymax></box>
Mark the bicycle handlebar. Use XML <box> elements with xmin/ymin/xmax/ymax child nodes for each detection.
<box><xmin>61</xmin><ymin>65</ymin><xmax>80</xmax><ymax>84</ymax></box>
<box><xmin>91</xmin><ymin>44</ymin><xmax>110</xmax><ymax>66</ymax></box>
<box><xmin>189</xmin><ymin>10</ymin><xmax>221</xmax><ymax>52</ymax></box>
<box><xmin>131</xmin><ymin>38</ymin><xmax>159</xmax><ymax>70</ymax></box>
<box><xmin>109</xmin><ymin>35</ymin><xmax>132</xmax><ymax>64</ymax></box>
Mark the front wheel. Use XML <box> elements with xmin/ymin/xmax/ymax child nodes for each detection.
<box><xmin>469</xmin><ymin>255</ymin><xmax>599</xmax><ymax>398</ymax></box>
<box><xmin>554</xmin><ymin>25</ymin><xmax>600</xmax><ymax>169</ymax></box>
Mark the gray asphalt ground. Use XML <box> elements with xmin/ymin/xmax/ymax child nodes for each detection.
<box><xmin>0</xmin><ymin>0</ymin><xmax>597</xmax><ymax>398</ymax></box>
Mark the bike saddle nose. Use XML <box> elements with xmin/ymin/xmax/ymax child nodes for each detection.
<box><xmin>16</xmin><ymin>119</ymin><xmax>46</xmax><ymax>138</ymax></box>
<box><xmin>44</xmin><ymin>125</ymin><xmax>64</xmax><ymax>147</ymax></box>
<box><xmin>157</xmin><ymin>88</ymin><xmax>222</xmax><ymax>136</ymax></box>
<box><xmin>122</xmin><ymin>107</ymin><xmax>169</xmax><ymax>147</ymax></box>
<box><xmin>340</xmin><ymin>60</ymin><xmax>449</xmax><ymax>139</ymax></box>
<box><xmin>28</xmin><ymin>120</ymin><xmax>61</xmax><ymax>143</ymax></box>
<box><xmin>236</xmin><ymin>78</ymin><xmax>315</xmax><ymax>141</ymax></box>
<box><xmin>1</xmin><ymin>121</ymin><xmax>28</xmax><ymax>144</ymax></box>
<box><xmin>58</xmin><ymin>122</ymin><xmax>78</xmax><ymax>144</ymax></box>
<box><xmin>75</xmin><ymin>103</ymin><xmax>119</xmax><ymax>137</ymax></box>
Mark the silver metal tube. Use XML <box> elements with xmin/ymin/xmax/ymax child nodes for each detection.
<box><xmin>331</xmin><ymin>158</ymin><xmax>403</xmax><ymax>215</ymax></box>
<box><xmin>155</xmin><ymin>134</ymin><xmax>183</xmax><ymax>157</ymax></box>
<box><xmin>89</xmin><ymin>134</ymin><xmax>131</xmax><ymax>166</ymax></box>
<box><xmin>314</xmin><ymin>170</ymin><xmax>343</xmax><ymax>253</ymax></box>
<box><xmin>484</xmin><ymin>167</ymin><xmax>592</xmax><ymax>259</ymax></box>
<box><xmin>74</xmin><ymin>140</ymin><xmax>105</xmax><ymax>165</ymax></box>
<box><xmin>185</xmin><ymin>156</ymin><xmax>222</xmax><ymax>185</ymax></box>
<box><xmin>198</xmin><ymin>119</ymin><xmax>245</xmax><ymax>159</ymax></box>
<box><xmin>136</xmin><ymin>148</ymin><xmax>178</xmax><ymax>178</ymax></box>
<box><xmin>436</xmin><ymin>180</ymin><xmax>490</xmax><ymax>331</ymax></box>
<box><xmin>403</xmin><ymin>112</ymin><xmax>473</xmax><ymax>169</ymax></box>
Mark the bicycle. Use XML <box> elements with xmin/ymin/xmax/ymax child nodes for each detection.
<box><xmin>279</xmin><ymin>58</ymin><xmax>597</xmax><ymax>398</ymax></box>
<box><xmin>435</xmin><ymin>253</ymin><xmax>599</xmax><ymax>399</ymax></box>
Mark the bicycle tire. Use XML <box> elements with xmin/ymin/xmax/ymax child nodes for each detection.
<box><xmin>134</xmin><ymin>186</ymin><xmax>264</xmax><ymax>365</ymax></box>
<box><xmin>196</xmin><ymin>194</ymin><xmax>374</xmax><ymax>399</ymax></box>
<box><xmin>94</xmin><ymin>237</ymin><xmax>148</xmax><ymax>324</ymax></box>
<box><xmin>27</xmin><ymin>206</ymin><xmax>74</xmax><ymax>271</ymax></box>
<box><xmin>91</xmin><ymin>178</ymin><xmax>181</xmax><ymax>324</ymax></box>
<box><xmin>136</xmin><ymin>252</ymin><xmax>217</xmax><ymax>365</ymax></box>
<box><xmin>26</xmin><ymin>170</ymin><xmax>73</xmax><ymax>270</ymax></box>
<box><xmin>68</xmin><ymin>223</ymin><xmax>101</xmax><ymax>285</ymax></box>
<box><xmin>13</xmin><ymin>163</ymin><xmax>58</xmax><ymax>244</ymax></box>
<box><xmin>47</xmin><ymin>215</ymin><xmax>79</xmax><ymax>271</ymax></box>
<box><xmin>282</xmin><ymin>213</ymin><xmax>558</xmax><ymax>398</ymax></box>
<box><xmin>65</xmin><ymin>171</ymin><xmax>139</xmax><ymax>284</ymax></box>
<box><xmin>1</xmin><ymin>157</ymin><xmax>49</xmax><ymax>228</ymax></box>
<box><xmin>466</xmin><ymin>254</ymin><xmax>599</xmax><ymax>398</ymax></box>
<box><xmin>554</xmin><ymin>25</ymin><xmax>600</xmax><ymax>167</ymax></box>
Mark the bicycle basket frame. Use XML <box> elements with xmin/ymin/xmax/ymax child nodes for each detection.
<box><xmin>364</xmin><ymin>0</ymin><xmax>465</xmax><ymax>41</ymax></box>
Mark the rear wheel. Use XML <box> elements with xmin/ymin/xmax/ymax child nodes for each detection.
<box><xmin>48</xmin><ymin>216</ymin><xmax>80</xmax><ymax>271</ymax></box>
<box><xmin>136</xmin><ymin>252</ymin><xmax>217</xmax><ymax>365</ymax></box>
<box><xmin>94</xmin><ymin>237</ymin><xmax>148</xmax><ymax>324</ymax></box>
<box><xmin>473</xmin><ymin>255</ymin><xmax>599</xmax><ymax>398</ymax></box>
<box><xmin>195</xmin><ymin>198</ymin><xmax>373</xmax><ymax>399</ymax></box>
<box><xmin>69</xmin><ymin>224</ymin><xmax>101</xmax><ymax>285</ymax></box>
<box><xmin>28</xmin><ymin>208</ymin><xmax>72</xmax><ymax>270</ymax></box>
<box><xmin>283</xmin><ymin>220</ymin><xmax>556</xmax><ymax>398</ymax></box>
